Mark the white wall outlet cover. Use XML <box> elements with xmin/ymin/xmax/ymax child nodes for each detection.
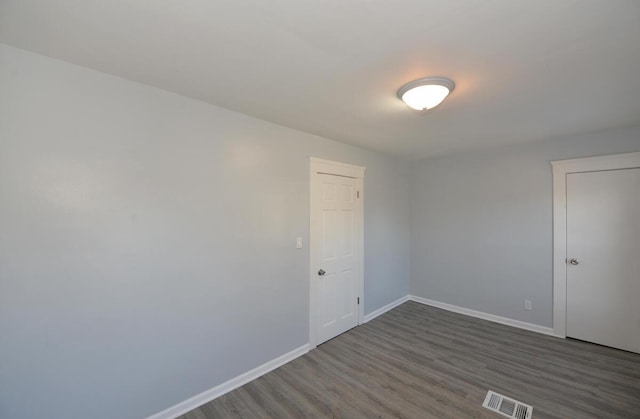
<box><xmin>296</xmin><ymin>237</ymin><xmax>303</xmax><ymax>249</ymax></box>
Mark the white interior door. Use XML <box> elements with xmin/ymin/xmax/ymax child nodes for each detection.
<box><xmin>312</xmin><ymin>173</ymin><xmax>360</xmax><ymax>345</ymax></box>
<box><xmin>566</xmin><ymin>168</ymin><xmax>640</xmax><ymax>353</ymax></box>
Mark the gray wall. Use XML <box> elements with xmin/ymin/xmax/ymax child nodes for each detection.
<box><xmin>0</xmin><ymin>44</ymin><xmax>410</xmax><ymax>419</ymax></box>
<box><xmin>410</xmin><ymin>125</ymin><xmax>640</xmax><ymax>327</ymax></box>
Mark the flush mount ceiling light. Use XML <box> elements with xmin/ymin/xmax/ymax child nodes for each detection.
<box><xmin>397</xmin><ymin>77</ymin><xmax>455</xmax><ymax>111</ymax></box>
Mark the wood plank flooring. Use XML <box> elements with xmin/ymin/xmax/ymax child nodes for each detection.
<box><xmin>180</xmin><ymin>302</ymin><xmax>640</xmax><ymax>418</ymax></box>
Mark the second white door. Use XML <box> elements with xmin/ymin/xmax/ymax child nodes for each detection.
<box><xmin>566</xmin><ymin>168</ymin><xmax>640</xmax><ymax>353</ymax></box>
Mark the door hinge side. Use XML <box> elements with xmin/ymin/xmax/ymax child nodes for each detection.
<box><xmin>357</xmin><ymin>297</ymin><xmax>360</xmax><ymax>304</ymax></box>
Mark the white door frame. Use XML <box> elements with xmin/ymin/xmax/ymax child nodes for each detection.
<box><xmin>551</xmin><ymin>151</ymin><xmax>640</xmax><ymax>337</ymax></box>
<box><xmin>309</xmin><ymin>157</ymin><xmax>365</xmax><ymax>349</ymax></box>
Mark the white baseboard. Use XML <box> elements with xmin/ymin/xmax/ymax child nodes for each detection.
<box><xmin>363</xmin><ymin>295</ymin><xmax>410</xmax><ymax>323</ymax></box>
<box><xmin>408</xmin><ymin>295</ymin><xmax>556</xmax><ymax>337</ymax></box>
<box><xmin>148</xmin><ymin>296</ymin><xmax>556</xmax><ymax>418</ymax></box>
<box><xmin>147</xmin><ymin>344</ymin><xmax>309</xmax><ymax>419</ymax></box>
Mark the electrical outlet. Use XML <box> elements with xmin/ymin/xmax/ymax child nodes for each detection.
<box><xmin>524</xmin><ymin>300</ymin><xmax>532</xmax><ymax>311</ymax></box>
<box><xmin>296</xmin><ymin>237</ymin><xmax>303</xmax><ymax>249</ymax></box>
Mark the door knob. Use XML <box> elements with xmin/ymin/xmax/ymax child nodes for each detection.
<box><xmin>568</xmin><ymin>258</ymin><xmax>579</xmax><ymax>265</ymax></box>
<box><xmin>318</xmin><ymin>269</ymin><xmax>326</xmax><ymax>276</ymax></box>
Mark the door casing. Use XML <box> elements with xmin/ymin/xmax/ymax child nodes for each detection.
<box><xmin>309</xmin><ymin>157</ymin><xmax>365</xmax><ymax>349</ymax></box>
<box><xmin>551</xmin><ymin>151</ymin><xmax>640</xmax><ymax>337</ymax></box>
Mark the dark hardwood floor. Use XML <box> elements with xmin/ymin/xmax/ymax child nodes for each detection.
<box><xmin>180</xmin><ymin>302</ymin><xmax>640</xmax><ymax>418</ymax></box>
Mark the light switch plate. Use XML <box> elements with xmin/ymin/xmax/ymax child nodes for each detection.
<box><xmin>296</xmin><ymin>237</ymin><xmax>303</xmax><ymax>249</ymax></box>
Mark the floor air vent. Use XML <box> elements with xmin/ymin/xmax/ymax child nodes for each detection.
<box><xmin>482</xmin><ymin>390</ymin><xmax>533</xmax><ymax>419</ymax></box>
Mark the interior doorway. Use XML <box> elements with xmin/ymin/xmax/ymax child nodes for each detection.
<box><xmin>309</xmin><ymin>158</ymin><xmax>365</xmax><ymax>348</ymax></box>
<box><xmin>552</xmin><ymin>152</ymin><xmax>640</xmax><ymax>353</ymax></box>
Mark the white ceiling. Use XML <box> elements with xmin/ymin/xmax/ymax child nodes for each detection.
<box><xmin>1</xmin><ymin>1</ymin><xmax>639</xmax><ymax>159</ymax></box>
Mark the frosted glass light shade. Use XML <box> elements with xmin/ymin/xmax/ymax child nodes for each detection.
<box><xmin>397</xmin><ymin>77</ymin><xmax>455</xmax><ymax>111</ymax></box>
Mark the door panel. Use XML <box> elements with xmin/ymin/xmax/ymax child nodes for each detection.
<box><xmin>566</xmin><ymin>168</ymin><xmax>640</xmax><ymax>353</ymax></box>
<box><xmin>316</xmin><ymin>174</ymin><xmax>358</xmax><ymax>344</ymax></box>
